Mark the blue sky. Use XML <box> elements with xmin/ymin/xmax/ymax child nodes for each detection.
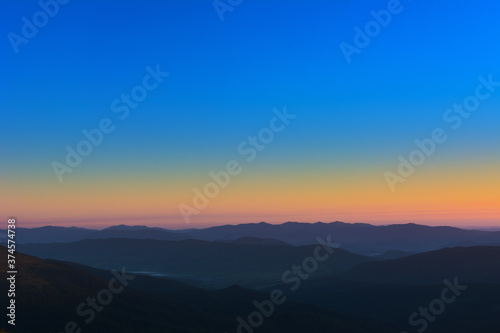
<box><xmin>1</xmin><ymin>0</ymin><xmax>499</xmax><ymax>227</ymax></box>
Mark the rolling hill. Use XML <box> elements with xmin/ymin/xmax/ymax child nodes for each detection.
<box><xmin>19</xmin><ymin>238</ymin><xmax>363</xmax><ymax>289</ymax></box>
<box><xmin>0</xmin><ymin>246</ymin><xmax>397</xmax><ymax>333</ymax></box>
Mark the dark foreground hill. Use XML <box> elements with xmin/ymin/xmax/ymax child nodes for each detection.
<box><xmin>2</xmin><ymin>245</ymin><xmax>500</xmax><ymax>332</ymax></box>
<box><xmin>280</xmin><ymin>246</ymin><xmax>500</xmax><ymax>333</ymax></box>
<box><xmin>341</xmin><ymin>246</ymin><xmax>500</xmax><ymax>285</ymax></box>
<box><xmin>0</xmin><ymin>246</ymin><xmax>396</xmax><ymax>333</ymax></box>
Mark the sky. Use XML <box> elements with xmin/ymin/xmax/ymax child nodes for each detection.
<box><xmin>1</xmin><ymin>0</ymin><xmax>499</xmax><ymax>229</ymax></box>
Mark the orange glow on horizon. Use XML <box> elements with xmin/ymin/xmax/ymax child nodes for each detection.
<box><xmin>2</xmin><ymin>158</ymin><xmax>498</xmax><ymax>229</ymax></box>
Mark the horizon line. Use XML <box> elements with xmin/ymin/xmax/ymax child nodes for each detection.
<box><xmin>5</xmin><ymin>220</ymin><xmax>500</xmax><ymax>231</ymax></box>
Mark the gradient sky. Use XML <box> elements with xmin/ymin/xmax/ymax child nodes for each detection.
<box><xmin>1</xmin><ymin>0</ymin><xmax>499</xmax><ymax>228</ymax></box>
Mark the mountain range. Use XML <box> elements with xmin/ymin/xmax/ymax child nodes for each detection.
<box><xmin>5</xmin><ymin>221</ymin><xmax>500</xmax><ymax>255</ymax></box>
<box><xmin>3</xmin><ymin>221</ymin><xmax>500</xmax><ymax>332</ymax></box>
